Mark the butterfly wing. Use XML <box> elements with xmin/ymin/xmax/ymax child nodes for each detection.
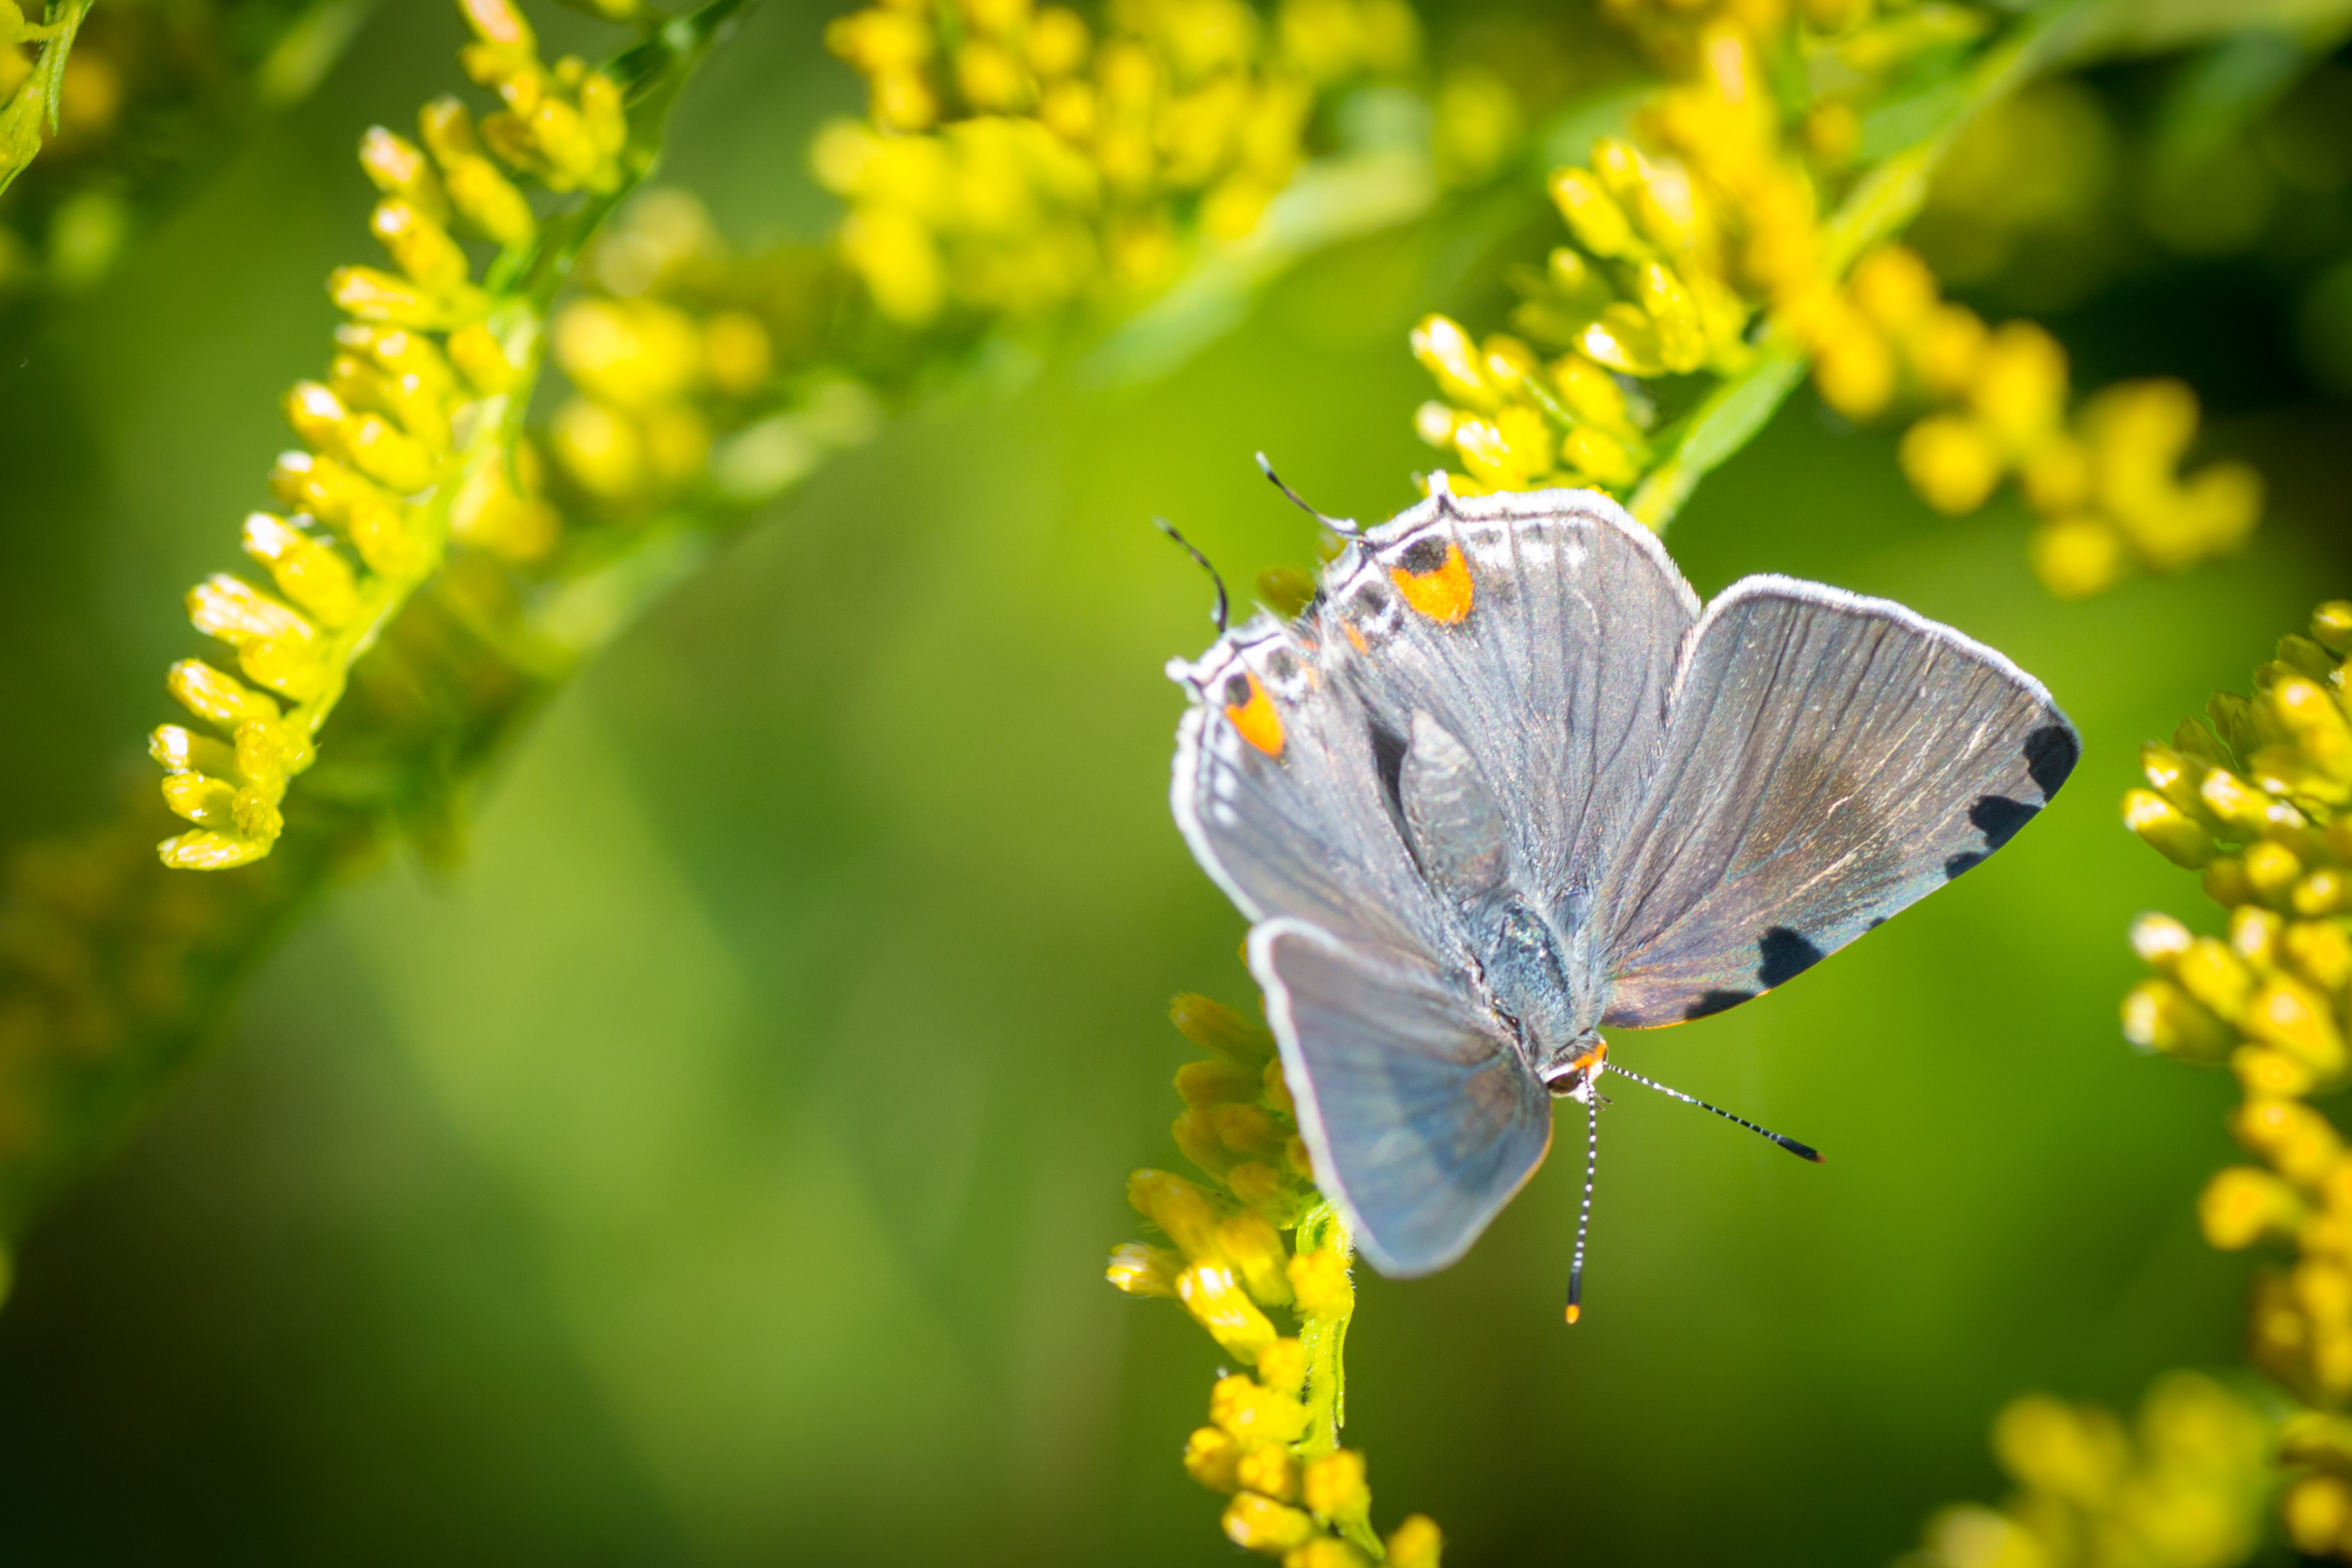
<box><xmin>1595</xmin><ymin>577</ymin><xmax>2080</xmax><ymax>1029</ymax></box>
<box><xmin>1318</xmin><ymin>489</ymin><xmax>1699</xmax><ymax>918</ymax></box>
<box><xmin>1250</xmin><ymin>917</ymin><xmax>1552</xmax><ymax>1277</ymax></box>
<box><xmin>1170</xmin><ymin>613</ymin><xmax>1457</xmax><ymax>958</ymax></box>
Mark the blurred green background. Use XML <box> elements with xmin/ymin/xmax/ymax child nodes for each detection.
<box><xmin>2</xmin><ymin>1</ymin><xmax>2350</xmax><ymax>1562</ymax></box>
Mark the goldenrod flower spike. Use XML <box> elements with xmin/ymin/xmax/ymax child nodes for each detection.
<box><xmin>2075</xmin><ymin>602</ymin><xmax>2352</xmax><ymax>1560</ymax></box>
<box><xmin>1108</xmin><ymin>993</ymin><xmax>1441</xmax><ymax>1563</ymax></box>
<box><xmin>147</xmin><ymin>0</ymin><xmax>719</xmax><ymax>870</ymax></box>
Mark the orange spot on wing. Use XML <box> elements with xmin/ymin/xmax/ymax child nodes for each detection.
<box><xmin>1224</xmin><ymin>673</ymin><xmax>1285</xmax><ymax>758</ymax></box>
<box><xmin>1341</xmin><ymin>621</ymin><xmax>1368</xmax><ymax>654</ymax></box>
<box><xmin>1388</xmin><ymin>542</ymin><xmax>1474</xmax><ymax>624</ymax></box>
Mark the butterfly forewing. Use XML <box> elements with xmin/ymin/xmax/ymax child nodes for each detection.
<box><xmin>1170</xmin><ymin>617</ymin><xmax>1458</xmax><ymax>960</ymax></box>
<box><xmin>1594</xmin><ymin>577</ymin><xmax>2079</xmax><ymax>1029</ymax></box>
<box><xmin>1318</xmin><ymin>491</ymin><xmax>1699</xmax><ymax>923</ymax></box>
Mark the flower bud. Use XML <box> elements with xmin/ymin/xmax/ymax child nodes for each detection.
<box><xmin>1172</xmin><ymin>993</ymin><xmax>1276</xmax><ymax>1064</ymax></box>
<box><xmin>1105</xmin><ymin>1242</ymin><xmax>1182</xmax><ymax>1298</ymax></box>
<box><xmin>1898</xmin><ymin>414</ymin><xmax>2001</xmax><ymax>514</ymax></box>
<box><xmin>1129</xmin><ymin>1168</ymin><xmax>1228</xmax><ymax>1259</ymax></box>
<box><xmin>149</xmin><ymin>725</ymin><xmax>240</xmax><ymax>779</ymax></box>
<box><xmin>1223</xmin><ymin>1491</ymin><xmax>1316</xmax><ymax>1555</ymax></box>
<box><xmin>1548</xmin><ymin>168</ymin><xmax>1634</xmax><ymax>257</ymax></box>
<box><xmin>1386</xmin><ymin>1515</ymin><xmax>1444</xmax><ymax>1568</ymax></box>
<box><xmin>1218</xmin><ymin>1211</ymin><xmax>1294</xmax><ymax>1307</ymax></box>
<box><xmin>2120</xmin><ymin>979</ymin><xmax>2234</xmax><ymax>1063</ymax></box>
<box><xmin>1256</xmin><ymin>1336</ymin><xmax>1307</xmax><ymax>1397</ymax></box>
<box><xmin>1409</xmin><ymin>315</ymin><xmax>1495</xmax><ymax>411</ymax></box>
<box><xmin>2244</xmin><ymin>978</ymin><xmax>2346</xmax><ymax>1076</ymax></box>
<box><xmin>2201</xmin><ymin>1166</ymin><xmax>2306</xmax><ymax>1248</ymax></box>
<box><xmin>1180</xmin><ymin>1262</ymin><xmax>1279</xmax><ymax>1361</ymax></box>
<box><xmin>1184</xmin><ymin>1426</ymin><xmax>1242</xmax><ymax>1493</ymax></box>
<box><xmin>1303</xmin><ymin>1448</ymin><xmax>1370</xmax><ymax>1527</ymax></box>
<box><xmin>1579</xmin><ymin>304</ymin><xmax>1665</xmax><ymax>377</ymax></box>
<box><xmin>1210</xmin><ymin>1374</ymin><xmax>1310</xmax><ymax>1445</ymax></box>
<box><xmin>1288</xmin><ymin>1248</ymin><xmax>1353</xmax><ymax>1320</ymax></box>
<box><xmin>1236</xmin><ymin>1444</ymin><xmax>1300</xmax><ymax>1502</ymax></box>
<box><xmin>1177</xmin><ymin>1058</ymin><xmax>1261</xmax><ymax>1108</ymax></box>
<box><xmin>2124</xmin><ymin>790</ymin><xmax>2214</xmax><ymax>869</ymax></box>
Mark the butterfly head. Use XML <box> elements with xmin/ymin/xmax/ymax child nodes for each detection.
<box><xmin>1538</xmin><ymin>1036</ymin><xmax>1609</xmax><ymax>1105</ymax></box>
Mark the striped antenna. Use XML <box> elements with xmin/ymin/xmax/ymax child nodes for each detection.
<box><xmin>1566</xmin><ymin>1091</ymin><xmax>1598</xmax><ymax>1325</ymax></box>
<box><xmin>1604</xmin><ymin>1062</ymin><xmax>1824</xmax><ymax>1164</ymax></box>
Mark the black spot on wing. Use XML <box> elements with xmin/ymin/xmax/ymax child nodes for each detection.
<box><xmin>1684</xmin><ymin>989</ymin><xmax>1756</xmax><ymax>1020</ymax></box>
<box><xmin>1399</xmin><ymin>534</ymin><xmax>1448</xmax><ymax>574</ymax></box>
<box><xmin>1265</xmin><ymin>648</ymin><xmax>1298</xmax><ymax>684</ymax></box>
<box><xmin>1222</xmin><ymin>673</ymin><xmax>1251</xmax><ymax>707</ymax></box>
<box><xmin>1970</xmin><ymin>794</ymin><xmax>2038</xmax><ymax>851</ymax></box>
<box><xmin>2025</xmin><ymin>724</ymin><xmax>2078</xmax><ymax>800</ymax></box>
<box><xmin>1943</xmin><ymin>794</ymin><xmax>2041</xmax><ymax>880</ymax></box>
<box><xmin>1352</xmin><ymin>584</ymin><xmax>1385</xmax><ymax>617</ymax></box>
<box><xmin>1757</xmin><ymin>927</ymin><xmax>1825</xmax><ymax>989</ymax></box>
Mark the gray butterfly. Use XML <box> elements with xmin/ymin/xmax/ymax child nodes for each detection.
<box><xmin>1165</xmin><ymin>480</ymin><xmax>2076</xmax><ymax>1310</ymax></box>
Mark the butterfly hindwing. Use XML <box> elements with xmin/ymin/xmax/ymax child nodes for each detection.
<box><xmin>1251</xmin><ymin>917</ymin><xmax>1553</xmax><ymax>1278</ymax></box>
<box><xmin>1594</xmin><ymin>577</ymin><xmax>2080</xmax><ymax>1029</ymax></box>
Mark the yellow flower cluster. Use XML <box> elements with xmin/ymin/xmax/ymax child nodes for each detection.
<box><xmin>1404</xmin><ymin>4</ymin><xmax>2262</xmax><ymax>597</ymax></box>
<box><xmin>1895</xmin><ymin>1374</ymin><xmax>2270</xmax><ymax>1568</ymax></box>
<box><xmin>2122</xmin><ymin>602</ymin><xmax>2352</xmax><ymax>1557</ymax></box>
<box><xmin>149</xmin><ymin>0</ymin><xmax>592</xmax><ymax>872</ymax></box>
<box><xmin>550</xmin><ymin>193</ymin><xmax>772</xmax><ymax>507</ymax></box>
<box><xmin>815</xmin><ymin>0</ymin><xmax>1417</xmax><ymax>326</ymax></box>
<box><xmin>1108</xmin><ymin>994</ymin><xmax>1441</xmax><ymax>1568</ymax></box>
<box><xmin>547</xmin><ymin>190</ymin><xmax>884</xmax><ymax>512</ymax></box>
<box><xmin>1814</xmin><ymin>245</ymin><xmax>2261</xmax><ymax>599</ymax></box>
<box><xmin>1408</xmin><ymin>19</ymin><xmax>1840</xmax><ymax>498</ymax></box>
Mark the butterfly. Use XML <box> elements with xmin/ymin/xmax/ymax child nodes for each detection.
<box><xmin>1165</xmin><ymin>474</ymin><xmax>2078</xmax><ymax>1318</ymax></box>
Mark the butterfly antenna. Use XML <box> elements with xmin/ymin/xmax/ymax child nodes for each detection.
<box><xmin>1604</xmin><ymin>1063</ymin><xmax>1824</xmax><ymax>1163</ymax></box>
<box><xmin>1154</xmin><ymin>517</ymin><xmax>1231</xmax><ymax>635</ymax></box>
<box><xmin>1566</xmin><ymin>1090</ymin><xmax>1599</xmax><ymax>1325</ymax></box>
<box><xmin>1255</xmin><ymin>451</ymin><xmax>1361</xmax><ymax>536</ymax></box>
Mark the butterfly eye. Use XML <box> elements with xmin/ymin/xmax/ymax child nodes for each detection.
<box><xmin>1222</xmin><ymin>672</ymin><xmax>1285</xmax><ymax>758</ymax></box>
<box><xmin>1388</xmin><ymin>539</ymin><xmax>1474</xmax><ymax>625</ymax></box>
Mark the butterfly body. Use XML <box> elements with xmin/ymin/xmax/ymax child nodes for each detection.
<box><xmin>1168</xmin><ymin>485</ymin><xmax>2076</xmax><ymax>1280</ymax></box>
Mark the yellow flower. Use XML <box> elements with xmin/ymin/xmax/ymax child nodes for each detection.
<box><xmin>1108</xmin><ymin>995</ymin><xmax>1437</xmax><ymax>1562</ymax></box>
